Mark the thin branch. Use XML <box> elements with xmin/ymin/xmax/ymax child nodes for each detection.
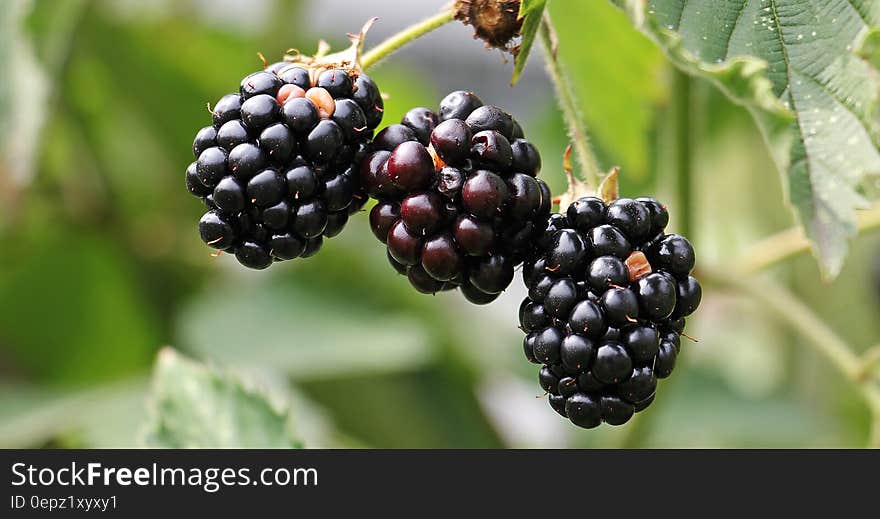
<box><xmin>734</xmin><ymin>204</ymin><xmax>880</xmax><ymax>275</ymax></box>
<box><xmin>703</xmin><ymin>265</ymin><xmax>880</xmax><ymax>447</ymax></box>
<box><xmin>538</xmin><ymin>13</ymin><xmax>602</xmax><ymax>189</ymax></box>
<box><xmin>361</xmin><ymin>9</ymin><xmax>455</xmax><ymax>71</ymax></box>
<box><xmin>858</xmin><ymin>345</ymin><xmax>880</xmax><ymax>383</ymax></box>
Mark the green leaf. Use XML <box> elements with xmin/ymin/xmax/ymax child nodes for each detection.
<box><xmin>511</xmin><ymin>0</ymin><xmax>548</xmax><ymax>84</ymax></box>
<box><xmin>545</xmin><ymin>1</ymin><xmax>666</xmax><ymax>183</ymax></box>
<box><xmin>0</xmin><ymin>378</ymin><xmax>147</xmax><ymax>448</ymax></box>
<box><xmin>178</xmin><ymin>275</ymin><xmax>434</xmax><ymax>381</ymax></box>
<box><xmin>612</xmin><ymin>0</ymin><xmax>880</xmax><ymax>277</ymax></box>
<box><xmin>142</xmin><ymin>348</ymin><xmax>301</xmax><ymax>448</ymax></box>
<box><xmin>0</xmin><ymin>233</ymin><xmax>159</xmax><ymax>384</ymax></box>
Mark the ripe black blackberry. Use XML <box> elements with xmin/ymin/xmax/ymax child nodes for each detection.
<box><xmin>520</xmin><ymin>196</ymin><xmax>701</xmax><ymax>428</ymax></box>
<box><xmin>185</xmin><ymin>55</ymin><xmax>383</xmax><ymax>269</ymax></box>
<box><xmin>361</xmin><ymin>91</ymin><xmax>551</xmax><ymax>303</ymax></box>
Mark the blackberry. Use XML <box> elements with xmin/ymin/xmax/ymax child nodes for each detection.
<box><xmin>519</xmin><ymin>196</ymin><xmax>701</xmax><ymax>428</ymax></box>
<box><xmin>186</xmin><ymin>57</ymin><xmax>383</xmax><ymax>269</ymax></box>
<box><xmin>360</xmin><ymin>91</ymin><xmax>552</xmax><ymax>303</ymax></box>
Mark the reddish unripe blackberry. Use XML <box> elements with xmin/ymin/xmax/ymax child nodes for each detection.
<box><xmin>518</xmin><ymin>196</ymin><xmax>701</xmax><ymax>429</ymax></box>
<box><xmin>369</xmin><ymin>201</ymin><xmax>400</xmax><ymax>242</ymax></box>
<box><xmin>462</xmin><ymin>170</ymin><xmax>509</xmax><ymax>218</ymax></box>
<box><xmin>186</xmin><ymin>58</ymin><xmax>383</xmax><ymax>269</ymax></box>
<box><xmin>422</xmin><ymin>234</ymin><xmax>462</xmax><ymax>281</ymax></box>
<box><xmin>360</xmin><ymin>91</ymin><xmax>551</xmax><ymax>303</ymax></box>
<box><xmin>388</xmin><ymin>141</ymin><xmax>435</xmax><ymax>191</ymax></box>
<box><xmin>431</xmin><ymin>119</ymin><xmax>472</xmax><ymax>164</ymax></box>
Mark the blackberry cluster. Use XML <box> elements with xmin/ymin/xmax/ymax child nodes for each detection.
<box><xmin>185</xmin><ymin>61</ymin><xmax>384</xmax><ymax>269</ymax></box>
<box><xmin>361</xmin><ymin>91</ymin><xmax>551</xmax><ymax>304</ymax></box>
<box><xmin>519</xmin><ymin>196</ymin><xmax>702</xmax><ymax>428</ymax></box>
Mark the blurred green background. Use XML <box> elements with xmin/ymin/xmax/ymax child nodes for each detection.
<box><xmin>1</xmin><ymin>0</ymin><xmax>878</xmax><ymax>448</ymax></box>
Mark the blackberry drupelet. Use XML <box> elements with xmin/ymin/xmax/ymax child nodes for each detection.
<box><xmin>361</xmin><ymin>90</ymin><xmax>551</xmax><ymax>303</ymax></box>
<box><xmin>519</xmin><ymin>196</ymin><xmax>701</xmax><ymax>428</ymax></box>
<box><xmin>185</xmin><ymin>61</ymin><xmax>383</xmax><ymax>269</ymax></box>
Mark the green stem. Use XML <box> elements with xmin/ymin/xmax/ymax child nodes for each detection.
<box><xmin>538</xmin><ymin>13</ymin><xmax>602</xmax><ymax>189</ymax></box>
<box><xmin>361</xmin><ymin>9</ymin><xmax>455</xmax><ymax>71</ymax></box>
<box><xmin>703</xmin><ymin>266</ymin><xmax>880</xmax><ymax>447</ymax></box>
<box><xmin>673</xmin><ymin>70</ymin><xmax>693</xmax><ymax>237</ymax></box>
<box><xmin>734</xmin><ymin>204</ymin><xmax>880</xmax><ymax>275</ymax></box>
<box><xmin>613</xmin><ymin>72</ymin><xmax>697</xmax><ymax>449</ymax></box>
<box><xmin>859</xmin><ymin>345</ymin><xmax>880</xmax><ymax>382</ymax></box>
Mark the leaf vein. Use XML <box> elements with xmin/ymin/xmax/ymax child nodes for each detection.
<box><xmin>845</xmin><ymin>0</ymin><xmax>871</xmax><ymax>27</ymax></box>
<box><xmin>723</xmin><ymin>0</ymin><xmax>752</xmax><ymax>61</ymax></box>
<box><xmin>788</xmin><ymin>62</ymin><xmax>870</xmax><ymax>132</ymax></box>
<box><xmin>768</xmin><ymin>0</ymin><xmax>821</xmax><ymax>224</ymax></box>
<box><xmin>673</xmin><ymin>0</ymin><xmax>687</xmax><ymax>31</ymax></box>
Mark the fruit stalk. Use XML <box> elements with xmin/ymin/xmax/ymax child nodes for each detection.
<box><xmin>703</xmin><ymin>265</ymin><xmax>880</xmax><ymax>447</ymax></box>
<box><xmin>361</xmin><ymin>9</ymin><xmax>456</xmax><ymax>70</ymax></box>
<box><xmin>672</xmin><ymin>70</ymin><xmax>693</xmax><ymax>238</ymax></box>
<box><xmin>538</xmin><ymin>12</ymin><xmax>602</xmax><ymax>190</ymax></box>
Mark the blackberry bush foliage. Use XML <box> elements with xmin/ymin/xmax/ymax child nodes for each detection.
<box><xmin>185</xmin><ymin>39</ymin><xmax>384</xmax><ymax>269</ymax></box>
<box><xmin>361</xmin><ymin>90</ymin><xmax>551</xmax><ymax>304</ymax></box>
<box><xmin>520</xmin><ymin>195</ymin><xmax>702</xmax><ymax>428</ymax></box>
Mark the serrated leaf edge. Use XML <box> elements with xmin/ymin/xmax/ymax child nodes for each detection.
<box><xmin>140</xmin><ymin>347</ymin><xmax>299</xmax><ymax>448</ymax></box>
